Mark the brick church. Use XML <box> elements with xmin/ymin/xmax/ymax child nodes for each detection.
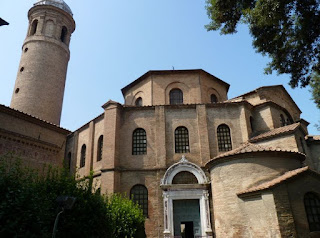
<box><xmin>1</xmin><ymin>1</ymin><xmax>320</xmax><ymax>237</ymax></box>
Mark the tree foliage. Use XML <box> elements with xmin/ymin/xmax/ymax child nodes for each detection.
<box><xmin>0</xmin><ymin>154</ymin><xmax>145</xmax><ymax>238</ymax></box>
<box><xmin>206</xmin><ymin>0</ymin><xmax>320</xmax><ymax>107</ymax></box>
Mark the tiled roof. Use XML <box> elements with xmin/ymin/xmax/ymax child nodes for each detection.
<box><xmin>250</xmin><ymin>123</ymin><xmax>300</xmax><ymax>142</ymax></box>
<box><xmin>211</xmin><ymin>142</ymin><xmax>304</xmax><ymax>161</ymax></box>
<box><xmin>237</xmin><ymin>166</ymin><xmax>310</xmax><ymax>196</ymax></box>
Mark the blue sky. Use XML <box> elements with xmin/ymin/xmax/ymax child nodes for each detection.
<box><xmin>0</xmin><ymin>0</ymin><xmax>319</xmax><ymax>134</ymax></box>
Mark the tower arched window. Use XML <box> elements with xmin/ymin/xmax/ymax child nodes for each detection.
<box><xmin>132</xmin><ymin>128</ymin><xmax>147</xmax><ymax>155</ymax></box>
<box><xmin>80</xmin><ymin>144</ymin><xmax>86</xmax><ymax>168</ymax></box>
<box><xmin>44</xmin><ymin>20</ymin><xmax>55</xmax><ymax>37</ymax></box>
<box><xmin>170</xmin><ymin>88</ymin><xmax>183</xmax><ymax>105</ymax></box>
<box><xmin>280</xmin><ymin>114</ymin><xmax>286</xmax><ymax>126</ymax></box>
<box><xmin>30</xmin><ymin>20</ymin><xmax>38</xmax><ymax>36</ymax></box>
<box><xmin>175</xmin><ymin>126</ymin><xmax>190</xmax><ymax>153</ymax></box>
<box><xmin>217</xmin><ymin>124</ymin><xmax>232</xmax><ymax>152</ymax></box>
<box><xmin>130</xmin><ymin>185</ymin><xmax>148</xmax><ymax>217</ymax></box>
<box><xmin>304</xmin><ymin>192</ymin><xmax>320</xmax><ymax>232</ymax></box>
<box><xmin>210</xmin><ymin>94</ymin><xmax>218</xmax><ymax>103</ymax></box>
<box><xmin>60</xmin><ymin>26</ymin><xmax>68</xmax><ymax>43</ymax></box>
<box><xmin>97</xmin><ymin>135</ymin><xmax>103</xmax><ymax>161</ymax></box>
<box><xmin>135</xmin><ymin>97</ymin><xmax>143</xmax><ymax>106</ymax></box>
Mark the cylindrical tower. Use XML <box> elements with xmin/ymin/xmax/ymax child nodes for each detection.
<box><xmin>11</xmin><ymin>0</ymin><xmax>75</xmax><ymax>125</ymax></box>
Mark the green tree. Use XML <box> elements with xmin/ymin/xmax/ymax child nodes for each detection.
<box><xmin>206</xmin><ymin>0</ymin><xmax>320</xmax><ymax>107</ymax></box>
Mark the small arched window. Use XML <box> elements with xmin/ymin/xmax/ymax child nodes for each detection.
<box><xmin>175</xmin><ymin>126</ymin><xmax>190</xmax><ymax>153</ymax></box>
<box><xmin>280</xmin><ymin>114</ymin><xmax>286</xmax><ymax>126</ymax></box>
<box><xmin>135</xmin><ymin>97</ymin><xmax>143</xmax><ymax>106</ymax></box>
<box><xmin>304</xmin><ymin>192</ymin><xmax>320</xmax><ymax>232</ymax></box>
<box><xmin>80</xmin><ymin>144</ymin><xmax>86</xmax><ymax>168</ymax></box>
<box><xmin>210</xmin><ymin>94</ymin><xmax>218</xmax><ymax>103</ymax></box>
<box><xmin>217</xmin><ymin>124</ymin><xmax>232</xmax><ymax>152</ymax></box>
<box><xmin>30</xmin><ymin>20</ymin><xmax>38</xmax><ymax>36</ymax></box>
<box><xmin>97</xmin><ymin>135</ymin><xmax>103</xmax><ymax>161</ymax></box>
<box><xmin>44</xmin><ymin>20</ymin><xmax>55</xmax><ymax>37</ymax></box>
<box><xmin>172</xmin><ymin>171</ymin><xmax>198</xmax><ymax>184</ymax></box>
<box><xmin>130</xmin><ymin>185</ymin><xmax>148</xmax><ymax>217</ymax></box>
<box><xmin>170</xmin><ymin>88</ymin><xmax>183</xmax><ymax>105</ymax></box>
<box><xmin>132</xmin><ymin>128</ymin><xmax>147</xmax><ymax>155</ymax></box>
<box><xmin>60</xmin><ymin>26</ymin><xmax>68</xmax><ymax>43</ymax></box>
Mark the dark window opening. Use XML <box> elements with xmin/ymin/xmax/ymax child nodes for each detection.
<box><xmin>132</xmin><ymin>128</ymin><xmax>147</xmax><ymax>155</ymax></box>
<box><xmin>175</xmin><ymin>126</ymin><xmax>190</xmax><ymax>153</ymax></box>
<box><xmin>130</xmin><ymin>185</ymin><xmax>148</xmax><ymax>217</ymax></box>
<box><xmin>135</xmin><ymin>97</ymin><xmax>143</xmax><ymax>106</ymax></box>
<box><xmin>172</xmin><ymin>171</ymin><xmax>198</xmax><ymax>184</ymax></box>
<box><xmin>80</xmin><ymin>144</ymin><xmax>86</xmax><ymax>168</ymax></box>
<box><xmin>20</xmin><ymin>67</ymin><xmax>24</xmax><ymax>72</ymax></box>
<box><xmin>97</xmin><ymin>135</ymin><xmax>103</xmax><ymax>161</ymax></box>
<box><xmin>60</xmin><ymin>26</ymin><xmax>68</xmax><ymax>43</ymax></box>
<box><xmin>280</xmin><ymin>114</ymin><xmax>286</xmax><ymax>127</ymax></box>
<box><xmin>250</xmin><ymin>116</ymin><xmax>254</xmax><ymax>133</ymax></box>
<box><xmin>304</xmin><ymin>192</ymin><xmax>320</xmax><ymax>232</ymax></box>
<box><xmin>217</xmin><ymin>124</ymin><xmax>232</xmax><ymax>152</ymax></box>
<box><xmin>211</xmin><ymin>94</ymin><xmax>218</xmax><ymax>103</ymax></box>
<box><xmin>30</xmin><ymin>20</ymin><xmax>38</xmax><ymax>36</ymax></box>
<box><xmin>170</xmin><ymin>88</ymin><xmax>183</xmax><ymax>105</ymax></box>
<box><xmin>15</xmin><ymin>88</ymin><xmax>20</xmax><ymax>94</ymax></box>
<box><xmin>24</xmin><ymin>48</ymin><xmax>28</xmax><ymax>53</ymax></box>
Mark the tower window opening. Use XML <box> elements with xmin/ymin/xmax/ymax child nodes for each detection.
<box><xmin>280</xmin><ymin>114</ymin><xmax>286</xmax><ymax>127</ymax></box>
<box><xmin>24</xmin><ymin>48</ymin><xmax>28</xmax><ymax>53</ymax></box>
<box><xmin>30</xmin><ymin>20</ymin><xmax>38</xmax><ymax>36</ymax></box>
<box><xmin>20</xmin><ymin>67</ymin><xmax>24</xmax><ymax>72</ymax></box>
<box><xmin>60</xmin><ymin>26</ymin><xmax>68</xmax><ymax>43</ymax></box>
<box><xmin>44</xmin><ymin>20</ymin><xmax>55</xmax><ymax>37</ymax></box>
<box><xmin>170</xmin><ymin>88</ymin><xmax>183</xmax><ymax>105</ymax></box>
<box><xmin>135</xmin><ymin>97</ymin><xmax>143</xmax><ymax>106</ymax></box>
<box><xmin>211</xmin><ymin>94</ymin><xmax>218</xmax><ymax>103</ymax></box>
<box><xmin>15</xmin><ymin>88</ymin><xmax>20</xmax><ymax>94</ymax></box>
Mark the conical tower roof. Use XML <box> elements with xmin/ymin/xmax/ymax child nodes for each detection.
<box><xmin>34</xmin><ymin>0</ymin><xmax>73</xmax><ymax>15</ymax></box>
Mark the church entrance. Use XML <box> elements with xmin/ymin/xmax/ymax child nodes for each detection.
<box><xmin>173</xmin><ymin>199</ymin><xmax>200</xmax><ymax>237</ymax></box>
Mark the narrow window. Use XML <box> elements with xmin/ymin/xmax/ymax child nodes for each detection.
<box><xmin>30</xmin><ymin>20</ymin><xmax>38</xmax><ymax>36</ymax></box>
<box><xmin>60</xmin><ymin>26</ymin><xmax>68</xmax><ymax>43</ymax></box>
<box><xmin>250</xmin><ymin>116</ymin><xmax>254</xmax><ymax>133</ymax></box>
<box><xmin>280</xmin><ymin>114</ymin><xmax>286</xmax><ymax>126</ymax></box>
<box><xmin>217</xmin><ymin>124</ymin><xmax>232</xmax><ymax>152</ymax></box>
<box><xmin>97</xmin><ymin>135</ymin><xmax>103</xmax><ymax>161</ymax></box>
<box><xmin>304</xmin><ymin>192</ymin><xmax>320</xmax><ymax>232</ymax></box>
<box><xmin>130</xmin><ymin>185</ymin><xmax>148</xmax><ymax>217</ymax></box>
<box><xmin>175</xmin><ymin>126</ymin><xmax>190</xmax><ymax>153</ymax></box>
<box><xmin>80</xmin><ymin>144</ymin><xmax>86</xmax><ymax>168</ymax></box>
<box><xmin>132</xmin><ymin>128</ymin><xmax>147</xmax><ymax>155</ymax></box>
<box><xmin>135</xmin><ymin>97</ymin><xmax>143</xmax><ymax>106</ymax></box>
<box><xmin>211</xmin><ymin>94</ymin><xmax>218</xmax><ymax>103</ymax></box>
<box><xmin>170</xmin><ymin>88</ymin><xmax>183</xmax><ymax>105</ymax></box>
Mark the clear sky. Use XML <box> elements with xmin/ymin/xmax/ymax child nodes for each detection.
<box><xmin>0</xmin><ymin>0</ymin><xmax>319</xmax><ymax>134</ymax></box>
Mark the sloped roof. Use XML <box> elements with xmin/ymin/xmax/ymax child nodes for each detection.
<box><xmin>121</xmin><ymin>69</ymin><xmax>230</xmax><ymax>96</ymax></box>
<box><xmin>250</xmin><ymin>123</ymin><xmax>301</xmax><ymax>142</ymax></box>
<box><xmin>237</xmin><ymin>166</ymin><xmax>320</xmax><ymax>196</ymax></box>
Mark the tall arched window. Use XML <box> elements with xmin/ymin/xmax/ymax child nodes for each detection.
<box><xmin>175</xmin><ymin>126</ymin><xmax>190</xmax><ymax>153</ymax></box>
<box><xmin>217</xmin><ymin>124</ymin><xmax>232</xmax><ymax>152</ymax></box>
<box><xmin>210</xmin><ymin>94</ymin><xmax>218</xmax><ymax>103</ymax></box>
<box><xmin>60</xmin><ymin>26</ymin><xmax>68</xmax><ymax>43</ymax></box>
<box><xmin>97</xmin><ymin>135</ymin><xmax>103</xmax><ymax>161</ymax></box>
<box><xmin>170</xmin><ymin>88</ymin><xmax>183</xmax><ymax>105</ymax></box>
<box><xmin>80</xmin><ymin>144</ymin><xmax>86</xmax><ymax>168</ymax></box>
<box><xmin>304</xmin><ymin>192</ymin><xmax>320</xmax><ymax>232</ymax></box>
<box><xmin>30</xmin><ymin>20</ymin><xmax>38</xmax><ymax>36</ymax></box>
<box><xmin>280</xmin><ymin>114</ymin><xmax>286</xmax><ymax>126</ymax></box>
<box><xmin>135</xmin><ymin>97</ymin><xmax>143</xmax><ymax>106</ymax></box>
<box><xmin>132</xmin><ymin>128</ymin><xmax>147</xmax><ymax>155</ymax></box>
<box><xmin>44</xmin><ymin>20</ymin><xmax>55</xmax><ymax>37</ymax></box>
<box><xmin>130</xmin><ymin>185</ymin><xmax>148</xmax><ymax>217</ymax></box>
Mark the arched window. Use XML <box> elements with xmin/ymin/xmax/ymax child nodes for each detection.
<box><xmin>132</xmin><ymin>128</ymin><xmax>147</xmax><ymax>155</ymax></box>
<box><xmin>30</xmin><ymin>20</ymin><xmax>38</xmax><ymax>36</ymax></box>
<box><xmin>175</xmin><ymin>126</ymin><xmax>190</xmax><ymax>153</ymax></box>
<box><xmin>210</xmin><ymin>94</ymin><xmax>218</xmax><ymax>103</ymax></box>
<box><xmin>280</xmin><ymin>114</ymin><xmax>286</xmax><ymax>126</ymax></box>
<box><xmin>80</xmin><ymin>144</ymin><xmax>86</xmax><ymax>168</ymax></box>
<box><xmin>172</xmin><ymin>171</ymin><xmax>198</xmax><ymax>184</ymax></box>
<box><xmin>250</xmin><ymin>116</ymin><xmax>254</xmax><ymax>133</ymax></box>
<box><xmin>97</xmin><ymin>135</ymin><xmax>103</xmax><ymax>161</ymax></box>
<box><xmin>44</xmin><ymin>20</ymin><xmax>55</xmax><ymax>37</ymax></box>
<box><xmin>130</xmin><ymin>185</ymin><xmax>148</xmax><ymax>217</ymax></box>
<box><xmin>217</xmin><ymin>124</ymin><xmax>232</xmax><ymax>152</ymax></box>
<box><xmin>304</xmin><ymin>192</ymin><xmax>320</xmax><ymax>232</ymax></box>
<box><xmin>170</xmin><ymin>88</ymin><xmax>183</xmax><ymax>105</ymax></box>
<box><xmin>60</xmin><ymin>26</ymin><xmax>68</xmax><ymax>43</ymax></box>
<box><xmin>135</xmin><ymin>97</ymin><xmax>143</xmax><ymax>106</ymax></box>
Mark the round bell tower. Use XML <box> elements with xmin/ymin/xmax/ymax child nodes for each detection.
<box><xmin>11</xmin><ymin>0</ymin><xmax>75</xmax><ymax>125</ymax></box>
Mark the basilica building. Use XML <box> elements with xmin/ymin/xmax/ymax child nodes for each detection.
<box><xmin>1</xmin><ymin>1</ymin><xmax>320</xmax><ymax>237</ymax></box>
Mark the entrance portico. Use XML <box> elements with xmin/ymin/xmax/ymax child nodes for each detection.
<box><xmin>161</xmin><ymin>156</ymin><xmax>213</xmax><ymax>237</ymax></box>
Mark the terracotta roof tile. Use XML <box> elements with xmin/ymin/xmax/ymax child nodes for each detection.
<box><xmin>250</xmin><ymin>123</ymin><xmax>300</xmax><ymax>142</ymax></box>
<box><xmin>237</xmin><ymin>167</ymin><xmax>309</xmax><ymax>196</ymax></box>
